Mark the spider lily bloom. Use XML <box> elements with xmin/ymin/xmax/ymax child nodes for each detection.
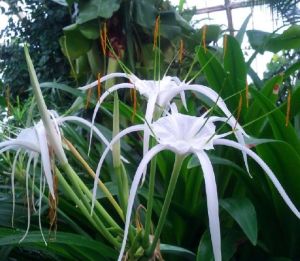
<box><xmin>91</xmin><ymin>106</ymin><xmax>300</xmax><ymax>261</ymax></box>
<box><xmin>79</xmin><ymin>73</ymin><xmax>249</xmax><ymax>181</ymax></box>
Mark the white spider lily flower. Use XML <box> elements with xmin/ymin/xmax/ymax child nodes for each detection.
<box><xmin>91</xmin><ymin>107</ymin><xmax>300</xmax><ymax>261</ymax></box>
<box><xmin>79</xmin><ymin>73</ymin><xmax>249</xmax><ymax>182</ymax></box>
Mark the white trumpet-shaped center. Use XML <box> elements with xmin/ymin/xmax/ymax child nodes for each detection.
<box><xmin>152</xmin><ymin>112</ymin><xmax>216</xmax><ymax>154</ymax></box>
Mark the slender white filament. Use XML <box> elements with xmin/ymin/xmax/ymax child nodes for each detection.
<box><xmin>195</xmin><ymin>150</ymin><xmax>221</xmax><ymax>261</ymax></box>
<box><xmin>214</xmin><ymin>139</ymin><xmax>300</xmax><ymax>219</ymax></box>
<box><xmin>91</xmin><ymin>124</ymin><xmax>145</xmax><ymax>212</ymax></box>
<box><xmin>118</xmin><ymin>144</ymin><xmax>166</xmax><ymax>261</ymax></box>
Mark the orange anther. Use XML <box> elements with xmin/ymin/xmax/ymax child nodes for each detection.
<box><xmin>286</xmin><ymin>89</ymin><xmax>291</xmax><ymax>127</ymax></box>
<box><xmin>153</xmin><ymin>16</ymin><xmax>160</xmax><ymax>50</ymax></box>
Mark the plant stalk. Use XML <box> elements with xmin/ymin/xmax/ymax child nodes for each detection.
<box><xmin>145</xmin><ymin>154</ymin><xmax>185</xmax><ymax>257</ymax></box>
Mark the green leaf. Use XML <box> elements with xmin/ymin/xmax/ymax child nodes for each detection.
<box><xmin>250</xmin><ymin>87</ymin><xmax>300</xmax><ymax>153</ymax></box>
<box><xmin>187</xmin><ymin>154</ymin><xmax>246</xmax><ymax>175</ymax></box>
<box><xmin>40</xmin><ymin>82</ymin><xmax>83</xmax><ymax>97</ymax></box>
<box><xmin>0</xmin><ymin>229</ymin><xmax>117</xmax><ymax>259</ymax></box>
<box><xmin>235</xmin><ymin>13</ymin><xmax>251</xmax><ymax>45</ymax></box>
<box><xmin>79</xmin><ymin>20</ymin><xmax>100</xmax><ymax>39</ymax></box>
<box><xmin>60</xmin><ymin>24</ymin><xmax>92</xmax><ymax>59</ymax></box>
<box><xmin>196</xmin><ymin>230</ymin><xmax>237</xmax><ymax>261</ymax></box>
<box><xmin>247</xmin><ymin>25</ymin><xmax>300</xmax><ymax>54</ymax></box>
<box><xmin>197</xmin><ymin>47</ymin><xmax>226</xmax><ymax>93</ymax></box>
<box><xmin>160</xmin><ymin>244</ymin><xmax>195</xmax><ymax>260</ymax></box>
<box><xmin>220</xmin><ymin>198</ymin><xmax>257</xmax><ymax>245</ymax></box>
<box><xmin>199</xmin><ymin>25</ymin><xmax>222</xmax><ymax>44</ymax></box>
<box><xmin>223</xmin><ymin>35</ymin><xmax>247</xmax><ymax>101</ymax></box>
<box><xmin>77</xmin><ymin>0</ymin><xmax>121</xmax><ymax>24</ymax></box>
<box><xmin>133</xmin><ymin>0</ymin><xmax>157</xmax><ymax>29</ymax></box>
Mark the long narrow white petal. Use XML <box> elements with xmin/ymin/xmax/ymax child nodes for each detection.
<box><xmin>35</xmin><ymin>125</ymin><xmax>55</xmax><ymax>198</ymax></box>
<box><xmin>58</xmin><ymin>116</ymin><xmax>129</xmax><ymax>163</ymax></box>
<box><xmin>89</xmin><ymin>83</ymin><xmax>134</xmax><ymax>153</ymax></box>
<box><xmin>78</xmin><ymin>73</ymin><xmax>130</xmax><ymax>90</ymax></box>
<box><xmin>142</xmin><ymin>94</ymin><xmax>158</xmax><ymax>183</ymax></box>
<box><xmin>91</xmin><ymin>124</ymin><xmax>145</xmax><ymax>212</ymax></box>
<box><xmin>39</xmin><ymin>174</ymin><xmax>47</xmax><ymax>245</ymax></box>
<box><xmin>214</xmin><ymin>139</ymin><xmax>300</xmax><ymax>219</ymax></box>
<box><xmin>118</xmin><ymin>144</ymin><xmax>166</xmax><ymax>261</ymax></box>
<box><xmin>209</xmin><ymin>116</ymin><xmax>250</xmax><ymax>173</ymax></box>
<box><xmin>195</xmin><ymin>150</ymin><xmax>221</xmax><ymax>261</ymax></box>
<box><xmin>0</xmin><ymin>140</ymin><xmax>40</xmax><ymax>152</ymax></box>
<box><xmin>11</xmin><ymin>149</ymin><xmax>21</xmax><ymax>228</ymax></box>
<box><xmin>19</xmin><ymin>154</ymin><xmax>33</xmax><ymax>243</ymax></box>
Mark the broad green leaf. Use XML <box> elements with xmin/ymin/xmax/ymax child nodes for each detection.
<box><xmin>223</xmin><ymin>35</ymin><xmax>247</xmax><ymax>107</ymax></box>
<box><xmin>0</xmin><ymin>229</ymin><xmax>117</xmax><ymax>259</ymax></box>
<box><xmin>133</xmin><ymin>0</ymin><xmax>157</xmax><ymax>29</ymax></box>
<box><xmin>79</xmin><ymin>20</ymin><xmax>100</xmax><ymax>39</ymax></box>
<box><xmin>196</xmin><ymin>230</ymin><xmax>237</xmax><ymax>261</ymax></box>
<box><xmin>235</xmin><ymin>13</ymin><xmax>251</xmax><ymax>45</ymax></box>
<box><xmin>245</xmin><ymin>74</ymin><xmax>283</xmax><ymax>134</ymax></box>
<box><xmin>60</xmin><ymin>24</ymin><xmax>92</xmax><ymax>59</ymax></box>
<box><xmin>199</xmin><ymin>25</ymin><xmax>222</xmax><ymax>44</ymax></box>
<box><xmin>247</xmin><ymin>25</ymin><xmax>300</xmax><ymax>54</ymax></box>
<box><xmin>220</xmin><ymin>198</ymin><xmax>257</xmax><ymax>245</ymax></box>
<box><xmin>77</xmin><ymin>0</ymin><xmax>121</xmax><ymax>24</ymax></box>
<box><xmin>197</xmin><ymin>46</ymin><xmax>227</xmax><ymax>93</ymax></box>
<box><xmin>40</xmin><ymin>82</ymin><xmax>83</xmax><ymax>97</ymax></box>
<box><xmin>250</xmin><ymin>87</ymin><xmax>300</xmax><ymax>153</ymax></box>
<box><xmin>160</xmin><ymin>244</ymin><xmax>195</xmax><ymax>260</ymax></box>
<box><xmin>187</xmin><ymin>154</ymin><xmax>246</xmax><ymax>175</ymax></box>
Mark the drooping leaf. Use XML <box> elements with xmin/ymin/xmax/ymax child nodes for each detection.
<box><xmin>160</xmin><ymin>244</ymin><xmax>195</xmax><ymax>260</ymax></box>
<box><xmin>77</xmin><ymin>0</ymin><xmax>122</xmax><ymax>24</ymax></box>
<box><xmin>247</xmin><ymin>25</ymin><xmax>300</xmax><ymax>54</ymax></box>
<box><xmin>60</xmin><ymin>24</ymin><xmax>92</xmax><ymax>59</ymax></box>
<box><xmin>236</xmin><ymin>13</ymin><xmax>251</xmax><ymax>45</ymax></box>
<box><xmin>220</xmin><ymin>198</ymin><xmax>257</xmax><ymax>245</ymax></box>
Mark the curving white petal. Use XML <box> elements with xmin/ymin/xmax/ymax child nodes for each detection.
<box><xmin>35</xmin><ymin>124</ymin><xmax>55</xmax><ymax>198</ymax></box>
<box><xmin>78</xmin><ymin>73</ymin><xmax>130</xmax><ymax>90</ymax></box>
<box><xmin>89</xmin><ymin>83</ymin><xmax>135</xmax><ymax>153</ymax></box>
<box><xmin>118</xmin><ymin>144</ymin><xmax>166</xmax><ymax>261</ymax></box>
<box><xmin>142</xmin><ymin>94</ymin><xmax>158</xmax><ymax>183</ymax></box>
<box><xmin>195</xmin><ymin>150</ymin><xmax>221</xmax><ymax>261</ymax></box>
<box><xmin>91</xmin><ymin>124</ymin><xmax>145</xmax><ymax>212</ymax></box>
<box><xmin>11</xmin><ymin>149</ymin><xmax>21</xmax><ymax>228</ymax></box>
<box><xmin>19</xmin><ymin>154</ymin><xmax>33</xmax><ymax>243</ymax></box>
<box><xmin>58</xmin><ymin>116</ymin><xmax>129</xmax><ymax>164</ymax></box>
<box><xmin>209</xmin><ymin>116</ymin><xmax>250</xmax><ymax>174</ymax></box>
<box><xmin>214</xmin><ymin>139</ymin><xmax>300</xmax><ymax>219</ymax></box>
<box><xmin>0</xmin><ymin>140</ymin><xmax>40</xmax><ymax>153</ymax></box>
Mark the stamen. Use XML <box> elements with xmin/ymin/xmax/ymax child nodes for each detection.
<box><xmin>153</xmin><ymin>16</ymin><xmax>160</xmax><ymax>50</ymax></box>
<box><xmin>97</xmin><ymin>73</ymin><xmax>101</xmax><ymax>100</ymax></box>
<box><xmin>5</xmin><ymin>86</ymin><xmax>10</xmax><ymax>116</ymax></box>
<box><xmin>131</xmin><ymin>87</ymin><xmax>137</xmax><ymax>122</ymax></box>
<box><xmin>179</xmin><ymin>39</ymin><xmax>184</xmax><ymax>64</ymax></box>
<box><xmin>245</xmin><ymin>81</ymin><xmax>249</xmax><ymax>108</ymax></box>
<box><xmin>85</xmin><ymin>88</ymin><xmax>92</xmax><ymax>109</ymax></box>
<box><xmin>202</xmin><ymin>25</ymin><xmax>207</xmax><ymax>53</ymax></box>
<box><xmin>285</xmin><ymin>89</ymin><xmax>291</xmax><ymax>127</ymax></box>
<box><xmin>234</xmin><ymin>94</ymin><xmax>243</xmax><ymax>130</ymax></box>
<box><xmin>100</xmin><ymin>22</ymin><xmax>107</xmax><ymax>56</ymax></box>
<box><xmin>223</xmin><ymin>35</ymin><xmax>228</xmax><ymax>58</ymax></box>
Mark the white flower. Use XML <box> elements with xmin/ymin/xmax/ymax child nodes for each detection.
<box><xmin>79</xmin><ymin>73</ymin><xmax>249</xmax><ymax>182</ymax></box>
<box><xmin>91</xmin><ymin>106</ymin><xmax>300</xmax><ymax>261</ymax></box>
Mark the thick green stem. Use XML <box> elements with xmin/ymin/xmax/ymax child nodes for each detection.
<box><xmin>55</xmin><ymin>167</ymin><xmax>119</xmax><ymax>247</ymax></box>
<box><xmin>61</xmin><ymin>163</ymin><xmax>120</xmax><ymax>230</ymax></box>
<box><xmin>143</xmin><ymin>145</ymin><xmax>157</xmax><ymax>247</ymax></box>
<box><xmin>143</xmin><ymin>109</ymin><xmax>162</xmax><ymax>246</ymax></box>
<box><xmin>113</xmin><ymin>92</ymin><xmax>129</xmax><ymax>213</ymax></box>
<box><xmin>146</xmin><ymin>154</ymin><xmax>185</xmax><ymax>256</ymax></box>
